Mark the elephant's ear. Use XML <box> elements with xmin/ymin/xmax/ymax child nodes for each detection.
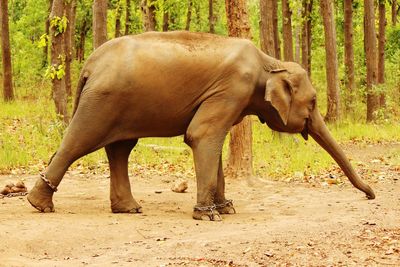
<box><xmin>265</xmin><ymin>70</ymin><xmax>293</xmax><ymax>125</ymax></box>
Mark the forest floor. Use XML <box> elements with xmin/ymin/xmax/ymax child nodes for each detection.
<box><xmin>0</xmin><ymin>143</ymin><xmax>399</xmax><ymax>266</ymax></box>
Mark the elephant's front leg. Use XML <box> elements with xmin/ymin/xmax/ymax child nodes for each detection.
<box><xmin>185</xmin><ymin>100</ymin><xmax>242</xmax><ymax>221</ymax></box>
<box><xmin>214</xmin><ymin>155</ymin><xmax>236</xmax><ymax>215</ymax></box>
<box><xmin>188</xmin><ymin>135</ymin><xmax>225</xmax><ymax>221</ymax></box>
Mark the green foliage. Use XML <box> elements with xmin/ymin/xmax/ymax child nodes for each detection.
<box><xmin>50</xmin><ymin>16</ymin><xmax>68</xmax><ymax>36</ymax></box>
<box><xmin>37</xmin><ymin>33</ymin><xmax>49</xmax><ymax>48</ymax></box>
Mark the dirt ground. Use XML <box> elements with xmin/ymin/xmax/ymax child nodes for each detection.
<box><xmin>0</xmin><ymin>143</ymin><xmax>399</xmax><ymax>266</ymax></box>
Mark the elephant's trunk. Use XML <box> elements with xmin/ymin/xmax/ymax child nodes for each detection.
<box><xmin>308</xmin><ymin>110</ymin><xmax>375</xmax><ymax>199</ymax></box>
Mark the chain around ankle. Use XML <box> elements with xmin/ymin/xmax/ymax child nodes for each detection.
<box><xmin>40</xmin><ymin>172</ymin><xmax>58</xmax><ymax>192</ymax></box>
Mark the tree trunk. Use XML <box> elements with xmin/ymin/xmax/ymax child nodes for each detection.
<box><xmin>42</xmin><ymin>0</ymin><xmax>53</xmax><ymax>68</ymax></box>
<box><xmin>209</xmin><ymin>0</ymin><xmax>215</xmax><ymax>33</ymax></box>
<box><xmin>378</xmin><ymin>1</ymin><xmax>386</xmax><ymax>107</ymax></box>
<box><xmin>141</xmin><ymin>0</ymin><xmax>156</xmax><ymax>31</ymax></box>
<box><xmin>364</xmin><ymin>0</ymin><xmax>379</xmax><ymax>122</ymax></box>
<box><xmin>259</xmin><ymin>0</ymin><xmax>275</xmax><ymax>56</ymax></box>
<box><xmin>225</xmin><ymin>0</ymin><xmax>253</xmax><ymax>178</ymax></box>
<box><xmin>77</xmin><ymin>19</ymin><xmax>88</xmax><ymax>62</ymax></box>
<box><xmin>282</xmin><ymin>0</ymin><xmax>293</xmax><ymax>61</ymax></box>
<box><xmin>306</xmin><ymin>0</ymin><xmax>312</xmax><ymax>75</ymax></box>
<box><xmin>185</xmin><ymin>0</ymin><xmax>193</xmax><ymax>31</ymax></box>
<box><xmin>294</xmin><ymin>7</ymin><xmax>301</xmax><ymax>63</ymax></box>
<box><xmin>344</xmin><ymin>0</ymin><xmax>355</xmax><ymax>111</ymax></box>
<box><xmin>272</xmin><ymin>0</ymin><xmax>281</xmax><ymax>59</ymax></box>
<box><xmin>392</xmin><ymin>0</ymin><xmax>398</xmax><ymax>26</ymax></box>
<box><xmin>115</xmin><ymin>0</ymin><xmax>122</xmax><ymax>37</ymax></box>
<box><xmin>64</xmin><ymin>0</ymin><xmax>76</xmax><ymax>97</ymax></box>
<box><xmin>320</xmin><ymin>0</ymin><xmax>340</xmax><ymax>121</ymax></box>
<box><xmin>50</xmin><ymin>0</ymin><xmax>68</xmax><ymax>122</ymax></box>
<box><xmin>125</xmin><ymin>0</ymin><xmax>131</xmax><ymax>35</ymax></box>
<box><xmin>162</xmin><ymin>0</ymin><xmax>169</xmax><ymax>31</ymax></box>
<box><xmin>93</xmin><ymin>0</ymin><xmax>108</xmax><ymax>49</ymax></box>
<box><xmin>301</xmin><ymin>0</ymin><xmax>312</xmax><ymax>75</ymax></box>
<box><xmin>1</xmin><ymin>0</ymin><xmax>14</xmax><ymax>101</ymax></box>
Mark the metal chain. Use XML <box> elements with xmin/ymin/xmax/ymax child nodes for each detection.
<box><xmin>0</xmin><ymin>192</ymin><xmax>28</xmax><ymax>199</ymax></box>
<box><xmin>193</xmin><ymin>199</ymin><xmax>233</xmax><ymax>212</ymax></box>
<box><xmin>40</xmin><ymin>172</ymin><xmax>58</xmax><ymax>192</ymax></box>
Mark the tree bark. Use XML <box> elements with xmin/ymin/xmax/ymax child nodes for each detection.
<box><xmin>42</xmin><ymin>0</ymin><xmax>53</xmax><ymax>68</ymax></box>
<box><xmin>93</xmin><ymin>0</ymin><xmax>108</xmax><ymax>49</ymax></box>
<box><xmin>301</xmin><ymin>0</ymin><xmax>312</xmax><ymax>75</ymax></box>
<box><xmin>272</xmin><ymin>0</ymin><xmax>281</xmax><ymax>59</ymax></box>
<box><xmin>282</xmin><ymin>0</ymin><xmax>294</xmax><ymax>61</ymax></box>
<box><xmin>50</xmin><ymin>0</ymin><xmax>68</xmax><ymax>122</ymax></box>
<box><xmin>125</xmin><ymin>0</ymin><xmax>131</xmax><ymax>35</ymax></box>
<box><xmin>320</xmin><ymin>0</ymin><xmax>340</xmax><ymax>121</ymax></box>
<box><xmin>378</xmin><ymin>0</ymin><xmax>386</xmax><ymax>107</ymax></box>
<box><xmin>1</xmin><ymin>0</ymin><xmax>14</xmax><ymax>101</ymax></box>
<box><xmin>344</xmin><ymin>0</ymin><xmax>355</xmax><ymax>111</ymax></box>
<box><xmin>163</xmin><ymin>0</ymin><xmax>169</xmax><ymax>32</ymax></box>
<box><xmin>64</xmin><ymin>0</ymin><xmax>76</xmax><ymax>97</ymax></box>
<box><xmin>77</xmin><ymin>18</ymin><xmax>88</xmax><ymax>62</ymax></box>
<box><xmin>392</xmin><ymin>0</ymin><xmax>398</xmax><ymax>26</ymax></box>
<box><xmin>141</xmin><ymin>0</ymin><xmax>156</xmax><ymax>31</ymax></box>
<box><xmin>209</xmin><ymin>0</ymin><xmax>215</xmax><ymax>33</ymax></box>
<box><xmin>225</xmin><ymin>0</ymin><xmax>253</xmax><ymax>178</ymax></box>
<box><xmin>185</xmin><ymin>0</ymin><xmax>193</xmax><ymax>31</ymax></box>
<box><xmin>364</xmin><ymin>0</ymin><xmax>379</xmax><ymax>122</ymax></box>
<box><xmin>115</xmin><ymin>0</ymin><xmax>123</xmax><ymax>37</ymax></box>
<box><xmin>259</xmin><ymin>0</ymin><xmax>275</xmax><ymax>56</ymax></box>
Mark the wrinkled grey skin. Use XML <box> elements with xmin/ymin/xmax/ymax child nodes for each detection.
<box><xmin>28</xmin><ymin>31</ymin><xmax>375</xmax><ymax>221</ymax></box>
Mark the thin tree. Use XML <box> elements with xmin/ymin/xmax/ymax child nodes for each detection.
<box><xmin>364</xmin><ymin>0</ymin><xmax>379</xmax><ymax>121</ymax></box>
<box><xmin>115</xmin><ymin>0</ymin><xmax>123</xmax><ymax>37</ymax></box>
<box><xmin>392</xmin><ymin>0</ymin><xmax>398</xmax><ymax>25</ymax></box>
<box><xmin>209</xmin><ymin>0</ymin><xmax>215</xmax><ymax>33</ymax></box>
<box><xmin>301</xmin><ymin>0</ymin><xmax>312</xmax><ymax>75</ymax></box>
<box><xmin>125</xmin><ymin>0</ymin><xmax>132</xmax><ymax>35</ymax></box>
<box><xmin>185</xmin><ymin>0</ymin><xmax>193</xmax><ymax>31</ymax></box>
<box><xmin>272</xmin><ymin>0</ymin><xmax>281</xmax><ymax>59</ymax></box>
<box><xmin>378</xmin><ymin>0</ymin><xmax>386</xmax><ymax>107</ymax></box>
<box><xmin>64</xmin><ymin>0</ymin><xmax>76</xmax><ymax>96</ymax></box>
<box><xmin>259</xmin><ymin>0</ymin><xmax>275</xmax><ymax>56</ymax></box>
<box><xmin>43</xmin><ymin>0</ymin><xmax>54</xmax><ymax>68</ymax></box>
<box><xmin>1</xmin><ymin>0</ymin><xmax>14</xmax><ymax>101</ymax></box>
<box><xmin>225</xmin><ymin>0</ymin><xmax>253</xmax><ymax>178</ymax></box>
<box><xmin>282</xmin><ymin>0</ymin><xmax>294</xmax><ymax>61</ymax></box>
<box><xmin>320</xmin><ymin>0</ymin><xmax>340</xmax><ymax>121</ymax></box>
<box><xmin>93</xmin><ymin>0</ymin><xmax>108</xmax><ymax>49</ymax></box>
<box><xmin>141</xmin><ymin>0</ymin><xmax>156</xmax><ymax>31</ymax></box>
<box><xmin>344</xmin><ymin>0</ymin><xmax>355</xmax><ymax>110</ymax></box>
<box><xmin>163</xmin><ymin>2</ymin><xmax>169</xmax><ymax>32</ymax></box>
<box><xmin>49</xmin><ymin>0</ymin><xmax>68</xmax><ymax>122</ymax></box>
<box><xmin>76</xmin><ymin>14</ymin><xmax>90</xmax><ymax>62</ymax></box>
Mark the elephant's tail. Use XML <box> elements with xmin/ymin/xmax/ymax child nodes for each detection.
<box><xmin>72</xmin><ymin>71</ymin><xmax>89</xmax><ymax>117</ymax></box>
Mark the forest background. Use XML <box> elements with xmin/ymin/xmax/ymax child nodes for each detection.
<box><xmin>0</xmin><ymin>0</ymin><xmax>399</xmax><ymax>181</ymax></box>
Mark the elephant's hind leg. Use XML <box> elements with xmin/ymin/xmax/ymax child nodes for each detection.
<box><xmin>105</xmin><ymin>139</ymin><xmax>142</xmax><ymax>213</ymax></box>
<box><xmin>28</xmin><ymin>99</ymin><xmax>121</xmax><ymax>213</ymax></box>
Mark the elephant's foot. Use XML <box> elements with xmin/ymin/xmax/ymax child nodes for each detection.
<box><xmin>215</xmin><ymin>199</ymin><xmax>236</xmax><ymax>215</ymax></box>
<box><xmin>27</xmin><ymin>179</ymin><xmax>55</xmax><ymax>213</ymax></box>
<box><xmin>111</xmin><ymin>198</ymin><xmax>142</xmax><ymax>214</ymax></box>
<box><xmin>192</xmin><ymin>204</ymin><xmax>222</xmax><ymax>221</ymax></box>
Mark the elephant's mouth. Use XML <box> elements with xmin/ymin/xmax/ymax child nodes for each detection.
<box><xmin>300</xmin><ymin>119</ymin><xmax>309</xmax><ymax>140</ymax></box>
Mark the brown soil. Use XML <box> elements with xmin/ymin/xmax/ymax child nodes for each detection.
<box><xmin>1</xmin><ymin>144</ymin><xmax>399</xmax><ymax>266</ymax></box>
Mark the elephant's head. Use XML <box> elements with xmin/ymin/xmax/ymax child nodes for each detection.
<box><xmin>262</xmin><ymin>62</ymin><xmax>375</xmax><ymax>199</ymax></box>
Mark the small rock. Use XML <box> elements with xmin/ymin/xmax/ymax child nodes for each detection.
<box><xmin>171</xmin><ymin>179</ymin><xmax>188</xmax><ymax>193</ymax></box>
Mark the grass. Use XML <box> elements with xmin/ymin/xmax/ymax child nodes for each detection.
<box><xmin>1</xmin><ymin>97</ymin><xmax>399</xmax><ymax>178</ymax></box>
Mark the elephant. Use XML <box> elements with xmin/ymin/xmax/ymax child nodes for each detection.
<box><xmin>27</xmin><ymin>31</ymin><xmax>375</xmax><ymax>221</ymax></box>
